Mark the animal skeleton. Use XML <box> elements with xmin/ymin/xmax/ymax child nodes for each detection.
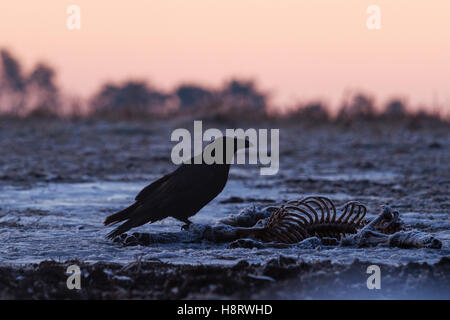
<box><xmin>113</xmin><ymin>196</ymin><xmax>442</xmax><ymax>249</ymax></box>
<box><xmin>228</xmin><ymin>196</ymin><xmax>440</xmax><ymax>249</ymax></box>
<box><xmin>248</xmin><ymin>197</ymin><xmax>368</xmax><ymax>243</ymax></box>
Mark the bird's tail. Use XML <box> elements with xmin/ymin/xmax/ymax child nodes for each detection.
<box><xmin>106</xmin><ymin>219</ymin><xmax>136</xmax><ymax>239</ymax></box>
<box><xmin>104</xmin><ymin>202</ymin><xmax>138</xmax><ymax>226</ymax></box>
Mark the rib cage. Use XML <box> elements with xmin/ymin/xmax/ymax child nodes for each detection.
<box><xmin>256</xmin><ymin>196</ymin><xmax>367</xmax><ymax>244</ymax></box>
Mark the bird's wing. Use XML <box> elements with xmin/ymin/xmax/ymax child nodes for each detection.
<box><xmin>135</xmin><ymin>171</ymin><xmax>174</xmax><ymax>202</ymax></box>
<box><xmin>135</xmin><ymin>164</ymin><xmax>218</xmax><ymax>208</ymax></box>
<box><xmin>106</xmin><ymin>164</ymin><xmax>224</xmax><ymax>238</ymax></box>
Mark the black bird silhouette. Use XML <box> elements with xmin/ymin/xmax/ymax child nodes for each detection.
<box><xmin>104</xmin><ymin>136</ymin><xmax>251</xmax><ymax>239</ymax></box>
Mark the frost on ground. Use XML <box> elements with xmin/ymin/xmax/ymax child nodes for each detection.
<box><xmin>0</xmin><ymin>118</ymin><xmax>448</xmax><ymax>298</ymax></box>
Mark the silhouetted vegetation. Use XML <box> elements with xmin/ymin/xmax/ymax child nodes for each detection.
<box><xmin>91</xmin><ymin>81</ymin><xmax>173</xmax><ymax>119</ymax></box>
<box><xmin>89</xmin><ymin>78</ymin><xmax>268</xmax><ymax>120</ymax></box>
<box><xmin>0</xmin><ymin>49</ymin><xmax>60</xmax><ymax>117</ymax></box>
<box><xmin>276</xmin><ymin>92</ymin><xmax>447</xmax><ymax>128</ymax></box>
<box><xmin>0</xmin><ymin>48</ymin><xmax>447</xmax><ymax>126</ymax></box>
<box><xmin>0</xmin><ymin>49</ymin><xmax>26</xmax><ymax>114</ymax></box>
<box><xmin>26</xmin><ymin>63</ymin><xmax>60</xmax><ymax>117</ymax></box>
<box><xmin>220</xmin><ymin>79</ymin><xmax>266</xmax><ymax>112</ymax></box>
<box><xmin>284</xmin><ymin>102</ymin><xmax>330</xmax><ymax>124</ymax></box>
<box><xmin>337</xmin><ymin>93</ymin><xmax>376</xmax><ymax>122</ymax></box>
<box><xmin>383</xmin><ymin>99</ymin><xmax>406</xmax><ymax>118</ymax></box>
<box><xmin>176</xmin><ymin>84</ymin><xmax>215</xmax><ymax>109</ymax></box>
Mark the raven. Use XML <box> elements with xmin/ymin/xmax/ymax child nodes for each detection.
<box><xmin>104</xmin><ymin>136</ymin><xmax>251</xmax><ymax>239</ymax></box>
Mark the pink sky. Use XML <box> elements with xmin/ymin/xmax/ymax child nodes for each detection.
<box><xmin>1</xmin><ymin>0</ymin><xmax>449</xmax><ymax>113</ymax></box>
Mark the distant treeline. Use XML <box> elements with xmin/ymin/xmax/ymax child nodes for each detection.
<box><xmin>0</xmin><ymin>48</ymin><xmax>447</xmax><ymax>124</ymax></box>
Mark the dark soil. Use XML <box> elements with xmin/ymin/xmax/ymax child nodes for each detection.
<box><xmin>0</xmin><ymin>257</ymin><xmax>448</xmax><ymax>299</ymax></box>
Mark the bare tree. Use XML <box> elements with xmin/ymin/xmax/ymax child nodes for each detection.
<box><xmin>27</xmin><ymin>63</ymin><xmax>60</xmax><ymax>116</ymax></box>
<box><xmin>0</xmin><ymin>49</ymin><xmax>26</xmax><ymax>114</ymax></box>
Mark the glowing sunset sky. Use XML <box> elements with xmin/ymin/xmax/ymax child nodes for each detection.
<box><xmin>1</xmin><ymin>0</ymin><xmax>449</xmax><ymax>112</ymax></box>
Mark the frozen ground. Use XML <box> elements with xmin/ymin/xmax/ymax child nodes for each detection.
<box><xmin>0</xmin><ymin>179</ymin><xmax>448</xmax><ymax>266</ymax></box>
<box><xmin>0</xmin><ymin>118</ymin><xmax>448</xmax><ymax>298</ymax></box>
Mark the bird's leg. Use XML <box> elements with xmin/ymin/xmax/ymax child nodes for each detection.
<box><xmin>181</xmin><ymin>219</ymin><xmax>192</xmax><ymax>231</ymax></box>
